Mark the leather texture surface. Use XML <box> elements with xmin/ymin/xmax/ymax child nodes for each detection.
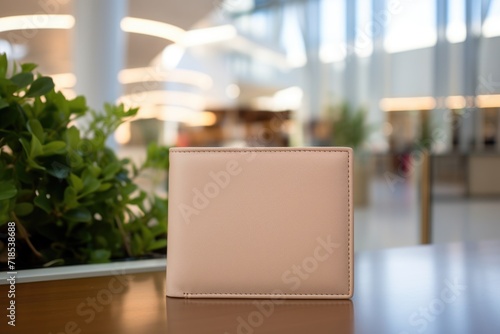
<box><xmin>166</xmin><ymin>147</ymin><xmax>353</xmax><ymax>299</ymax></box>
<box><xmin>166</xmin><ymin>298</ymin><xmax>354</xmax><ymax>333</ymax></box>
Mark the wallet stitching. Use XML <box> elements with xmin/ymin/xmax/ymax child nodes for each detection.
<box><xmin>173</xmin><ymin>149</ymin><xmax>352</xmax><ymax>297</ymax></box>
<box><xmin>172</xmin><ymin>150</ymin><xmax>348</xmax><ymax>153</ymax></box>
<box><xmin>178</xmin><ymin>300</ymin><xmax>352</xmax><ymax>306</ymax></box>
<box><xmin>184</xmin><ymin>292</ymin><xmax>348</xmax><ymax>297</ymax></box>
<box><xmin>347</xmin><ymin>150</ymin><xmax>351</xmax><ymax>296</ymax></box>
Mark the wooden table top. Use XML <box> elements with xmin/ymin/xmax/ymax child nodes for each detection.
<box><xmin>1</xmin><ymin>240</ymin><xmax>500</xmax><ymax>334</ymax></box>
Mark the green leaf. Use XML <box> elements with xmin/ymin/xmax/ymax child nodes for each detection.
<box><xmin>79</xmin><ymin>178</ymin><xmax>100</xmax><ymax>197</ymax></box>
<box><xmin>144</xmin><ymin>143</ymin><xmax>170</xmax><ymax>169</ymax></box>
<box><xmin>63</xmin><ymin>187</ymin><xmax>79</xmax><ymax>209</ymax></box>
<box><xmin>132</xmin><ymin>233</ymin><xmax>144</xmax><ymax>255</ymax></box>
<box><xmin>98</xmin><ymin>183</ymin><xmax>112</xmax><ymax>192</ymax></box>
<box><xmin>69</xmin><ymin>173</ymin><xmax>83</xmax><ymax>192</ymax></box>
<box><xmin>0</xmin><ymin>218</ymin><xmax>8</xmax><ymax>227</ymax></box>
<box><xmin>0</xmin><ymin>53</ymin><xmax>6</xmax><ymax>78</ymax></box>
<box><xmin>27</xmin><ymin>158</ymin><xmax>45</xmax><ymax>170</ymax></box>
<box><xmin>66</xmin><ymin>126</ymin><xmax>80</xmax><ymax>150</ymax></box>
<box><xmin>14</xmin><ymin>202</ymin><xmax>34</xmax><ymax>216</ymax></box>
<box><xmin>67</xmin><ymin>151</ymin><xmax>83</xmax><ymax>168</ymax></box>
<box><xmin>21</xmin><ymin>63</ymin><xmax>37</xmax><ymax>73</ymax></box>
<box><xmin>0</xmin><ymin>98</ymin><xmax>8</xmax><ymax>109</ymax></box>
<box><xmin>11</xmin><ymin>62</ymin><xmax>19</xmax><ymax>75</ymax></box>
<box><xmin>153</xmin><ymin>196</ymin><xmax>168</xmax><ymax>216</ymax></box>
<box><xmin>19</xmin><ymin>137</ymin><xmax>30</xmax><ymax>155</ymax></box>
<box><xmin>27</xmin><ymin>119</ymin><xmax>45</xmax><ymax>142</ymax></box>
<box><xmin>64</xmin><ymin>207</ymin><xmax>91</xmax><ymax>222</ymax></box>
<box><xmin>10</xmin><ymin>72</ymin><xmax>34</xmax><ymax>89</ymax></box>
<box><xmin>149</xmin><ymin>223</ymin><xmax>167</xmax><ymax>237</ymax></box>
<box><xmin>26</xmin><ymin>76</ymin><xmax>54</xmax><ymax>97</ymax></box>
<box><xmin>102</xmin><ymin>162</ymin><xmax>121</xmax><ymax>180</ymax></box>
<box><xmin>0</xmin><ymin>198</ymin><xmax>10</xmax><ymax>224</ymax></box>
<box><xmin>80</xmin><ymin>169</ymin><xmax>101</xmax><ymax>197</ymax></box>
<box><xmin>67</xmin><ymin>96</ymin><xmax>87</xmax><ymax>115</ymax></box>
<box><xmin>41</xmin><ymin>141</ymin><xmax>66</xmax><ymax>156</ymax></box>
<box><xmin>89</xmin><ymin>249</ymin><xmax>111</xmax><ymax>264</ymax></box>
<box><xmin>88</xmin><ymin>165</ymin><xmax>101</xmax><ymax>178</ymax></box>
<box><xmin>95</xmin><ymin>235</ymin><xmax>108</xmax><ymax>248</ymax></box>
<box><xmin>130</xmin><ymin>191</ymin><xmax>147</xmax><ymax>206</ymax></box>
<box><xmin>141</xmin><ymin>225</ymin><xmax>153</xmax><ymax>247</ymax></box>
<box><xmin>146</xmin><ymin>239</ymin><xmax>167</xmax><ymax>251</ymax></box>
<box><xmin>34</xmin><ymin>191</ymin><xmax>52</xmax><ymax>213</ymax></box>
<box><xmin>30</xmin><ymin>134</ymin><xmax>43</xmax><ymax>158</ymax></box>
<box><xmin>73</xmin><ymin>230</ymin><xmax>92</xmax><ymax>244</ymax></box>
<box><xmin>46</xmin><ymin>161</ymin><xmax>70</xmax><ymax>178</ymax></box>
<box><xmin>122</xmin><ymin>183</ymin><xmax>137</xmax><ymax>196</ymax></box>
<box><xmin>0</xmin><ymin>181</ymin><xmax>17</xmax><ymax>200</ymax></box>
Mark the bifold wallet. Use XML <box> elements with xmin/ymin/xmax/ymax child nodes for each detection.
<box><xmin>166</xmin><ymin>147</ymin><xmax>353</xmax><ymax>299</ymax></box>
<box><xmin>167</xmin><ymin>298</ymin><xmax>354</xmax><ymax>333</ymax></box>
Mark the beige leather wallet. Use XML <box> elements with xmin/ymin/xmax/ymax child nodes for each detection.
<box><xmin>166</xmin><ymin>147</ymin><xmax>353</xmax><ymax>299</ymax></box>
<box><xmin>167</xmin><ymin>298</ymin><xmax>354</xmax><ymax>333</ymax></box>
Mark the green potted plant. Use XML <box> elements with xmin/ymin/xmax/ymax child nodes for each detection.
<box><xmin>330</xmin><ymin>102</ymin><xmax>369</xmax><ymax>149</ymax></box>
<box><xmin>0</xmin><ymin>54</ymin><xmax>168</xmax><ymax>268</ymax></box>
<box><xmin>329</xmin><ymin>103</ymin><xmax>371</xmax><ymax>206</ymax></box>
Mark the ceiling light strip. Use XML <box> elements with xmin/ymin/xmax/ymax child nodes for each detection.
<box><xmin>0</xmin><ymin>15</ymin><xmax>75</xmax><ymax>33</ymax></box>
<box><xmin>120</xmin><ymin>17</ymin><xmax>185</xmax><ymax>43</ymax></box>
<box><xmin>117</xmin><ymin>90</ymin><xmax>206</xmax><ymax>111</ymax></box>
<box><xmin>380</xmin><ymin>97</ymin><xmax>437</xmax><ymax>112</ymax></box>
<box><xmin>118</xmin><ymin>67</ymin><xmax>213</xmax><ymax>90</ymax></box>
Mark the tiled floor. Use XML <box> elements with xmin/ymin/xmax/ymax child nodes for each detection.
<box><xmin>355</xmin><ymin>177</ymin><xmax>500</xmax><ymax>251</ymax></box>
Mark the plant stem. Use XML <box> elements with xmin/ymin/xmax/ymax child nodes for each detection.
<box><xmin>11</xmin><ymin>213</ymin><xmax>43</xmax><ymax>258</ymax></box>
<box><xmin>115</xmin><ymin>217</ymin><xmax>132</xmax><ymax>257</ymax></box>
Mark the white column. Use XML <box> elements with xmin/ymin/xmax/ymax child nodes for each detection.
<box><xmin>368</xmin><ymin>0</ymin><xmax>388</xmax><ymax>151</ymax></box>
<box><xmin>460</xmin><ymin>0</ymin><xmax>482</xmax><ymax>152</ymax></box>
<box><xmin>344</xmin><ymin>0</ymin><xmax>358</xmax><ymax>109</ymax></box>
<box><xmin>432</xmin><ymin>0</ymin><xmax>452</xmax><ymax>153</ymax></box>
<box><xmin>300</xmin><ymin>0</ymin><xmax>322</xmax><ymax>145</ymax></box>
<box><xmin>73</xmin><ymin>0</ymin><xmax>127</xmax><ymax>110</ymax></box>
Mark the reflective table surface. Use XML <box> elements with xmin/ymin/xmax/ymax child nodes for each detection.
<box><xmin>1</xmin><ymin>240</ymin><xmax>499</xmax><ymax>333</ymax></box>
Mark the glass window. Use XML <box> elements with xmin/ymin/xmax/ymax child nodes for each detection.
<box><xmin>355</xmin><ymin>0</ymin><xmax>373</xmax><ymax>57</ymax></box>
<box><xmin>447</xmin><ymin>0</ymin><xmax>466</xmax><ymax>43</ymax></box>
<box><xmin>280</xmin><ymin>4</ymin><xmax>307</xmax><ymax>68</ymax></box>
<box><xmin>320</xmin><ymin>0</ymin><xmax>346</xmax><ymax>62</ymax></box>
<box><xmin>384</xmin><ymin>0</ymin><xmax>437</xmax><ymax>53</ymax></box>
<box><xmin>234</xmin><ymin>14</ymin><xmax>252</xmax><ymax>34</ymax></box>
<box><xmin>234</xmin><ymin>10</ymin><xmax>271</xmax><ymax>41</ymax></box>
<box><xmin>220</xmin><ymin>0</ymin><xmax>254</xmax><ymax>14</ymax></box>
<box><xmin>483</xmin><ymin>0</ymin><xmax>500</xmax><ymax>37</ymax></box>
<box><xmin>251</xmin><ymin>10</ymin><xmax>271</xmax><ymax>40</ymax></box>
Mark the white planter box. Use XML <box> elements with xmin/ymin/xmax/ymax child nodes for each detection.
<box><xmin>0</xmin><ymin>258</ymin><xmax>166</xmax><ymax>284</ymax></box>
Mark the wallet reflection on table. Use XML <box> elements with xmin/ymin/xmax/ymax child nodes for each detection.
<box><xmin>167</xmin><ymin>297</ymin><xmax>353</xmax><ymax>334</ymax></box>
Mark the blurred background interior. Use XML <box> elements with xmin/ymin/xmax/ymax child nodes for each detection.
<box><xmin>1</xmin><ymin>0</ymin><xmax>500</xmax><ymax>252</ymax></box>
